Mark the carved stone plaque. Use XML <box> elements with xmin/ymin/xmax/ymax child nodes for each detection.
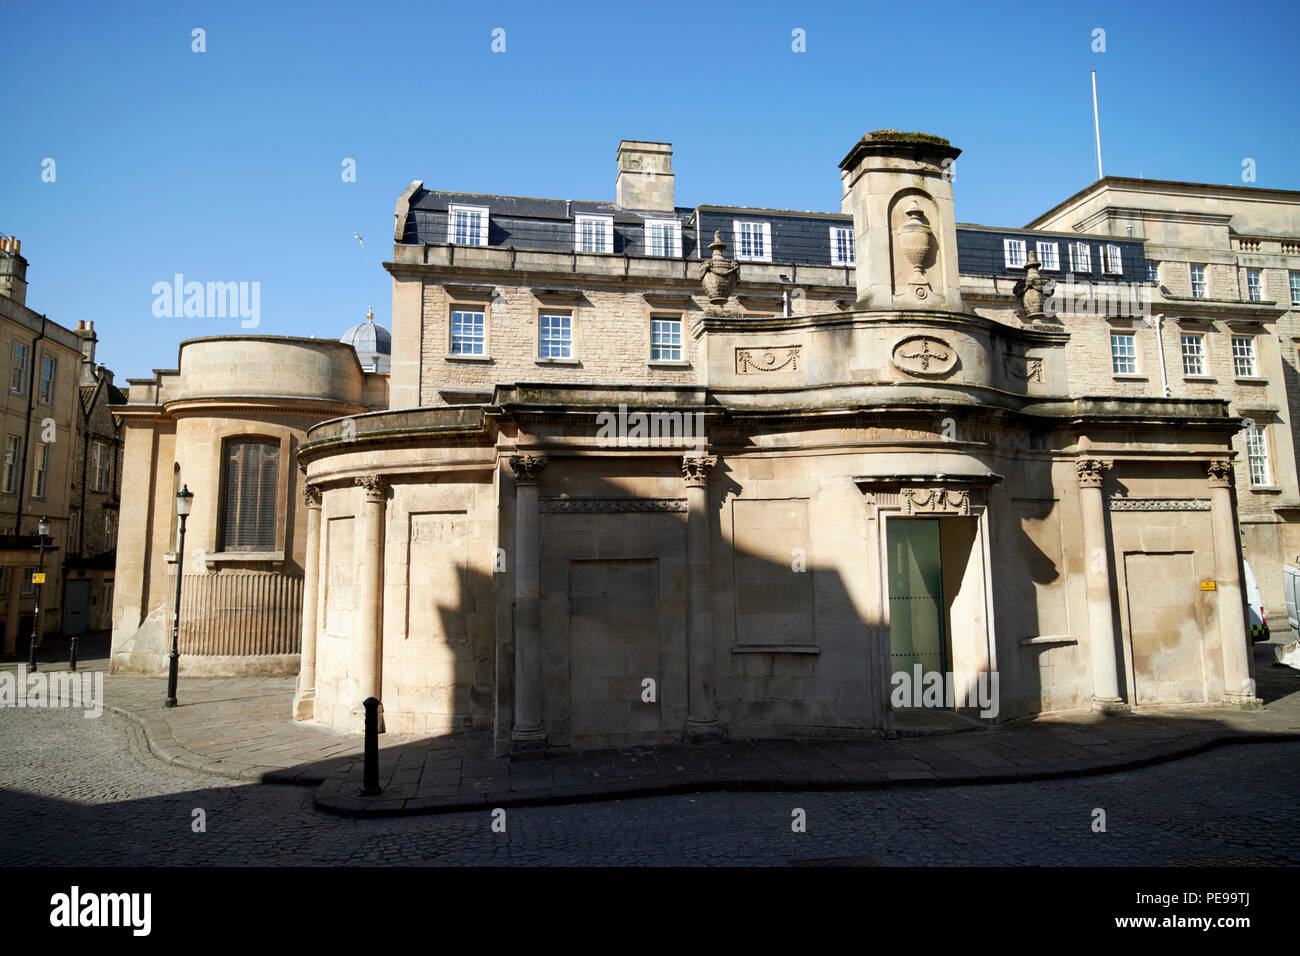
<box><xmin>736</xmin><ymin>346</ymin><xmax>800</xmax><ymax>374</ymax></box>
<box><xmin>890</xmin><ymin>335</ymin><xmax>956</xmax><ymax>377</ymax></box>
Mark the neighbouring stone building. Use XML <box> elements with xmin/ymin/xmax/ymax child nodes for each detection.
<box><xmin>0</xmin><ymin>236</ymin><xmax>118</xmax><ymax>658</ymax></box>
<box><xmin>109</xmin><ymin>332</ymin><xmax>387</xmax><ymax>676</ymax></box>
<box><xmin>110</xmin><ymin>132</ymin><xmax>1292</xmax><ymax>754</ymax></box>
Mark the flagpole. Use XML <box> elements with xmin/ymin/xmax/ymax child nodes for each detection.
<box><xmin>1092</xmin><ymin>69</ymin><xmax>1104</xmax><ymax>179</ymax></box>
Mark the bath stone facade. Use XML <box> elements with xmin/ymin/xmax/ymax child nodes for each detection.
<box><xmin>109</xmin><ymin>334</ymin><xmax>388</xmax><ymax>678</ymax></box>
<box><xmin>296</xmin><ymin>131</ymin><xmax>1260</xmax><ymax>752</ymax></box>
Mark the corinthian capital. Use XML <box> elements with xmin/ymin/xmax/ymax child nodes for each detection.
<box><xmin>682</xmin><ymin>455</ymin><xmax>718</xmax><ymax>487</ymax></box>
<box><xmin>1206</xmin><ymin>458</ymin><xmax>1233</xmax><ymax>488</ymax></box>
<box><xmin>355</xmin><ymin>473</ymin><xmax>389</xmax><ymax>501</ymax></box>
<box><xmin>302</xmin><ymin>484</ymin><xmax>322</xmax><ymax>508</ymax></box>
<box><xmin>1075</xmin><ymin>458</ymin><xmax>1112</xmax><ymax>488</ymax></box>
<box><xmin>509</xmin><ymin>454</ymin><xmax>548</xmax><ymax>484</ymax></box>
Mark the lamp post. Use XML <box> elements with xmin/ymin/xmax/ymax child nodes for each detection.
<box><xmin>27</xmin><ymin>516</ymin><xmax>49</xmax><ymax>672</ymax></box>
<box><xmin>165</xmin><ymin>485</ymin><xmax>193</xmax><ymax>708</ymax></box>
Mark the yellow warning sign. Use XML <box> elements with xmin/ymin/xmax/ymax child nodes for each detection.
<box><xmin>31</xmin><ymin>572</ymin><xmax>45</xmax><ymax>584</ymax></box>
<box><xmin>1199</xmin><ymin>580</ymin><xmax>1216</xmax><ymax>591</ymax></box>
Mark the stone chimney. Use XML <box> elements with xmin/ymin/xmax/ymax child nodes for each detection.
<box><xmin>839</xmin><ymin>131</ymin><xmax>963</xmax><ymax>311</ymax></box>
<box><xmin>0</xmin><ymin>236</ymin><xmax>28</xmax><ymax>306</ymax></box>
<box><xmin>76</xmin><ymin>319</ymin><xmax>99</xmax><ymax>385</ymax></box>
<box><xmin>615</xmin><ymin>141</ymin><xmax>674</xmax><ymax>211</ymax></box>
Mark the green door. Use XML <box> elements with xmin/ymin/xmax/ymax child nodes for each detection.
<box><xmin>886</xmin><ymin>518</ymin><xmax>948</xmax><ymax>682</ymax></box>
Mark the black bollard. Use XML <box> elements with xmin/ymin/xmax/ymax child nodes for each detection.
<box><xmin>359</xmin><ymin>697</ymin><xmax>382</xmax><ymax>796</ymax></box>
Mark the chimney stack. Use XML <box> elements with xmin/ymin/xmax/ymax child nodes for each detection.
<box><xmin>0</xmin><ymin>236</ymin><xmax>28</xmax><ymax>306</ymax></box>
<box><xmin>76</xmin><ymin>318</ymin><xmax>99</xmax><ymax>385</ymax></box>
<box><xmin>615</xmin><ymin>141</ymin><xmax>675</xmax><ymax>211</ymax></box>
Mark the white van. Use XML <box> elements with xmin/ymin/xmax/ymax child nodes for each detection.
<box><xmin>1243</xmin><ymin>560</ymin><xmax>1269</xmax><ymax>643</ymax></box>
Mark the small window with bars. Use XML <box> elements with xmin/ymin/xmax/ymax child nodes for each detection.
<box><xmin>447</xmin><ymin>205</ymin><xmax>488</xmax><ymax>246</ymax></box>
<box><xmin>1110</xmin><ymin>332</ymin><xmax>1138</xmax><ymax>374</ymax></box>
<box><xmin>733</xmin><ymin>221</ymin><xmax>771</xmax><ymax>262</ymax></box>
<box><xmin>1247</xmin><ymin>268</ymin><xmax>1262</xmax><ymax>302</ymax></box>
<box><xmin>1245</xmin><ymin>424</ymin><xmax>1271</xmax><ymax>486</ymax></box>
<box><xmin>1003</xmin><ymin>238</ymin><xmax>1027</xmax><ymax>268</ymax></box>
<box><xmin>831</xmin><ymin>227</ymin><xmax>856</xmax><ymax>266</ymax></box>
<box><xmin>650</xmin><ymin>316</ymin><xmax>682</xmax><ymax>362</ymax></box>
<box><xmin>1232</xmin><ymin>335</ymin><xmax>1258</xmax><ymax>377</ymax></box>
<box><xmin>449</xmin><ymin>310</ymin><xmax>485</xmax><ymax>356</ymax></box>
<box><xmin>1180</xmin><ymin>333</ymin><xmax>1206</xmax><ymax>376</ymax></box>
<box><xmin>538</xmin><ymin>313</ymin><xmax>572</xmax><ymax>359</ymax></box>
<box><xmin>1037</xmin><ymin>241</ymin><xmax>1059</xmax><ymax>271</ymax></box>
<box><xmin>219</xmin><ymin>439</ymin><xmax>280</xmax><ymax>552</ymax></box>
<box><xmin>1191</xmin><ymin>264</ymin><xmax>1208</xmax><ymax>299</ymax></box>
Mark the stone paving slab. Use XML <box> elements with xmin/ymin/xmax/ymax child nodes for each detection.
<box><xmin>7</xmin><ymin>644</ymin><xmax>1300</xmax><ymax>817</ymax></box>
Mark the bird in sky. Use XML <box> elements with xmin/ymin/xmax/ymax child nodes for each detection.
<box><xmin>354</xmin><ymin>233</ymin><xmax>364</xmax><ymax>247</ymax></box>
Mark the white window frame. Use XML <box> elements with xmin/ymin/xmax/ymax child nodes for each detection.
<box><xmin>1180</xmin><ymin>333</ymin><xmax>1206</xmax><ymax>377</ymax></box>
<box><xmin>1110</xmin><ymin>331</ymin><xmax>1138</xmax><ymax>375</ymax></box>
<box><xmin>1070</xmin><ymin>242</ymin><xmax>1092</xmax><ymax>273</ymax></box>
<box><xmin>733</xmin><ymin>220</ymin><xmax>772</xmax><ymax>262</ymax></box>
<box><xmin>1036</xmin><ymin>241</ymin><xmax>1059</xmax><ymax>271</ymax></box>
<box><xmin>1246</xmin><ymin>268</ymin><xmax>1262</xmax><ymax>302</ymax></box>
<box><xmin>1103</xmin><ymin>244</ymin><xmax>1123</xmax><ymax>275</ymax></box>
<box><xmin>91</xmin><ymin>440</ymin><xmax>110</xmax><ymax>493</ymax></box>
<box><xmin>1289</xmin><ymin>270</ymin><xmax>1300</xmax><ymax>306</ymax></box>
<box><xmin>1190</xmin><ymin>263</ymin><xmax>1208</xmax><ymax>299</ymax></box>
<box><xmin>1003</xmin><ymin>238</ymin><xmax>1027</xmax><ymax>269</ymax></box>
<box><xmin>10</xmin><ymin>343</ymin><xmax>26</xmax><ymax>395</ymax></box>
<box><xmin>1146</xmin><ymin>260</ymin><xmax>1160</xmax><ymax>284</ymax></box>
<box><xmin>38</xmin><ymin>355</ymin><xmax>55</xmax><ymax>405</ymax></box>
<box><xmin>1245</xmin><ymin>423</ymin><xmax>1271</xmax><ymax>487</ymax></box>
<box><xmin>449</xmin><ymin>309</ymin><xmax>486</xmax><ymax>357</ymax></box>
<box><xmin>537</xmin><ymin>312</ymin><xmax>573</xmax><ymax>359</ymax></box>
<box><xmin>446</xmin><ymin>204</ymin><xmax>489</xmax><ymax>247</ymax></box>
<box><xmin>32</xmin><ymin>442</ymin><xmax>48</xmax><ymax>498</ymax></box>
<box><xmin>1232</xmin><ymin>335</ymin><xmax>1258</xmax><ymax>377</ymax></box>
<box><xmin>650</xmin><ymin>315</ymin><xmax>683</xmax><ymax>362</ymax></box>
<box><xmin>644</xmin><ymin>218</ymin><xmax>682</xmax><ymax>258</ymax></box>
<box><xmin>574</xmin><ymin>214</ymin><xmax>614</xmax><ymax>254</ymax></box>
<box><xmin>830</xmin><ymin>226</ymin><xmax>856</xmax><ymax>266</ymax></box>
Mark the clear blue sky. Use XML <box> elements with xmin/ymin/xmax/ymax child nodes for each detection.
<box><xmin>2</xmin><ymin>0</ymin><xmax>1297</xmax><ymax>378</ymax></box>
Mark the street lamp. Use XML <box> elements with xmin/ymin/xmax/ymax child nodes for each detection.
<box><xmin>165</xmin><ymin>485</ymin><xmax>194</xmax><ymax>708</ymax></box>
<box><xmin>27</xmin><ymin>516</ymin><xmax>49</xmax><ymax>672</ymax></box>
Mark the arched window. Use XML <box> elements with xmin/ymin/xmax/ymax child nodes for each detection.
<box><xmin>220</xmin><ymin>439</ymin><xmax>279</xmax><ymax>551</ymax></box>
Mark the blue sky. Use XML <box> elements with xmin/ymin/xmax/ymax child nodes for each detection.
<box><xmin>2</xmin><ymin>0</ymin><xmax>1297</xmax><ymax>377</ymax></box>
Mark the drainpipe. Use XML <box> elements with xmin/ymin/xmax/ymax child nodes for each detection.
<box><xmin>15</xmin><ymin>317</ymin><xmax>47</xmax><ymax>534</ymax></box>
<box><xmin>1153</xmin><ymin>313</ymin><xmax>1170</xmax><ymax>397</ymax></box>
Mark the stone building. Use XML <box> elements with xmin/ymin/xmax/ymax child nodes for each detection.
<box><xmin>280</xmin><ymin>133</ymin><xmax>1265</xmax><ymax>752</ymax></box>
<box><xmin>109</xmin><ymin>333</ymin><xmax>388</xmax><ymax>676</ymax></box>
<box><xmin>0</xmin><ymin>235</ymin><xmax>96</xmax><ymax>657</ymax></box>
<box><xmin>1027</xmin><ymin>179</ymin><xmax>1300</xmax><ymax>619</ymax></box>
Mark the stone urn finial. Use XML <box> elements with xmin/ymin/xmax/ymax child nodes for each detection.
<box><xmin>1013</xmin><ymin>246</ymin><xmax>1056</xmax><ymax>322</ymax></box>
<box><xmin>699</xmin><ymin>230</ymin><xmax>740</xmax><ymax>308</ymax></box>
<box><xmin>897</xmin><ymin>201</ymin><xmax>934</xmax><ymax>299</ymax></box>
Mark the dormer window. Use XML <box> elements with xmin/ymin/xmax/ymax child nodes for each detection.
<box><xmin>734</xmin><ymin>221</ymin><xmax>772</xmax><ymax>262</ymax></box>
<box><xmin>1003</xmin><ymin>238</ymin><xmax>1027</xmax><ymax>268</ymax></box>
<box><xmin>1102</xmin><ymin>243</ymin><xmax>1123</xmax><ymax>275</ymax></box>
<box><xmin>1036</xmin><ymin>241</ymin><xmax>1059</xmax><ymax>271</ymax></box>
<box><xmin>447</xmin><ymin>204</ymin><xmax>489</xmax><ymax>246</ymax></box>
<box><xmin>645</xmin><ymin>219</ymin><xmax>682</xmax><ymax>257</ymax></box>
<box><xmin>575</xmin><ymin>214</ymin><xmax>614</xmax><ymax>254</ymax></box>
<box><xmin>1070</xmin><ymin>241</ymin><xmax>1092</xmax><ymax>273</ymax></box>
<box><xmin>831</xmin><ymin>226</ymin><xmax>856</xmax><ymax>266</ymax></box>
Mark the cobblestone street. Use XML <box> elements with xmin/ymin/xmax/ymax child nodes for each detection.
<box><xmin>1</xmin><ymin>704</ymin><xmax>1296</xmax><ymax>866</ymax></box>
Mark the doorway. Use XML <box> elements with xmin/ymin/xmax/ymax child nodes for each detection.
<box><xmin>64</xmin><ymin>579</ymin><xmax>91</xmax><ymax>636</ymax></box>
<box><xmin>886</xmin><ymin>518</ymin><xmax>949</xmax><ymax>680</ymax></box>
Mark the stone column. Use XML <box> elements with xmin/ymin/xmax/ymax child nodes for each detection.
<box><xmin>3</xmin><ymin>565</ymin><xmax>21</xmax><ymax>656</ymax></box>
<box><xmin>1207</xmin><ymin>459</ymin><xmax>1259</xmax><ymax>705</ymax></box>
<box><xmin>1077</xmin><ymin>458</ymin><xmax>1125</xmax><ymax>710</ymax></box>
<box><xmin>509</xmin><ymin>454</ymin><xmax>547</xmax><ymax>755</ymax></box>
<box><xmin>683</xmin><ymin>455</ymin><xmax>723</xmax><ymax>741</ymax></box>
<box><xmin>292</xmin><ymin>484</ymin><xmax>322</xmax><ymax>721</ymax></box>
<box><xmin>350</xmin><ymin>473</ymin><xmax>388</xmax><ymax>734</ymax></box>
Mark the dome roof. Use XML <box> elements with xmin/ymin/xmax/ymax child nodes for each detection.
<box><xmin>340</xmin><ymin>307</ymin><xmax>391</xmax><ymax>372</ymax></box>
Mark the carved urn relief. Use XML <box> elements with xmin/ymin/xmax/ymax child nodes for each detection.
<box><xmin>896</xmin><ymin>201</ymin><xmax>935</xmax><ymax>300</ymax></box>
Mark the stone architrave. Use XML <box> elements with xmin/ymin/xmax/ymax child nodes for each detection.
<box><xmin>1076</xmin><ymin>457</ymin><xmax>1125</xmax><ymax>710</ymax></box>
<box><xmin>350</xmin><ymin>473</ymin><xmax>388</xmax><ymax>734</ymax></box>
<box><xmin>682</xmin><ymin>454</ymin><xmax>722</xmax><ymax>741</ymax></box>
<box><xmin>509</xmin><ymin>454</ymin><xmax>548</xmax><ymax>754</ymax></box>
<box><xmin>1206</xmin><ymin>459</ymin><xmax>1260</xmax><ymax>705</ymax></box>
<box><xmin>292</xmin><ymin>484</ymin><xmax>323</xmax><ymax>721</ymax></box>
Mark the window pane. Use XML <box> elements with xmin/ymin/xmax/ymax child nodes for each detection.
<box><xmin>450</xmin><ymin>310</ymin><xmax>485</xmax><ymax>355</ymax></box>
<box><xmin>539</xmin><ymin>313</ymin><xmax>572</xmax><ymax>358</ymax></box>
<box><xmin>1232</xmin><ymin>336</ymin><xmax>1256</xmax><ymax>376</ymax></box>
<box><xmin>1110</xmin><ymin>333</ymin><xmax>1137</xmax><ymax>374</ymax></box>
<box><xmin>1180</xmin><ymin>334</ymin><xmax>1205</xmax><ymax>376</ymax></box>
<box><xmin>650</xmin><ymin>317</ymin><xmax>682</xmax><ymax>361</ymax></box>
<box><xmin>221</xmin><ymin>440</ymin><xmax>279</xmax><ymax>551</ymax></box>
